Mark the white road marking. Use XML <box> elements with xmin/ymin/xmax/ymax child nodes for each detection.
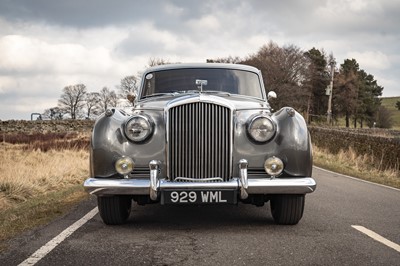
<box><xmin>314</xmin><ymin>166</ymin><xmax>400</xmax><ymax>192</ymax></box>
<box><xmin>18</xmin><ymin>207</ymin><xmax>98</xmax><ymax>266</ymax></box>
<box><xmin>352</xmin><ymin>225</ymin><xmax>400</xmax><ymax>253</ymax></box>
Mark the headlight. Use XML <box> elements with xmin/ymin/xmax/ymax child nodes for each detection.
<box><xmin>264</xmin><ymin>156</ymin><xmax>284</xmax><ymax>177</ymax></box>
<box><xmin>124</xmin><ymin>115</ymin><xmax>153</xmax><ymax>142</ymax></box>
<box><xmin>115</xmin><ymin>157</ymin><xmax>134</xmax><ymax>175</ymax></box>
<box><xmin>247</xmin><ymin>115</ymin><xmax>275</xmax><ymax>143</ymax></box>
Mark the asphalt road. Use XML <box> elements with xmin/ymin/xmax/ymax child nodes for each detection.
<box><xmin>1</xmin><ymin>167</ymin><xmax>399</xmax><ymax>266</ymax></box>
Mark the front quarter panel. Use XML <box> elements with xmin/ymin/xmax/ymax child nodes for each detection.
<box><xmin>272</xmin><ymin>107</ymin><xmax>313</xmax><ymax>177</ymax></box>
<box><xmin>233</xmin><ymin>107</ymin><xmax>312</xmax><ymax>178</ymax></box>
<box><xmin>90</xmin><ymin>109</ymin><xmax>166</xmax><ymax>178</ymax></box>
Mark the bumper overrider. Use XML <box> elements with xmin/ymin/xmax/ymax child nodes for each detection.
<box><xmin>84</xmin><ymin>159</ymin><xmax>317</xmax><ymax>200</ymax></box>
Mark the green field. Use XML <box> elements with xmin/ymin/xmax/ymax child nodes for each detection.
<box><xmin>381</xmin><ymin>96</ymin><xmax>400</xmax><ymax>129</ymax></box>
<box><xmin>329</xmin><ymin>96</ymin><xmax>400</xmax><ymax>129</ymax></box>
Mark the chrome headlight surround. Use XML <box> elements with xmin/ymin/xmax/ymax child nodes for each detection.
<box><xmin>124</xmin><ymin>115</ymin><xmax>154</xmax><ymax>143</ymax></box>
<box><xmin>247</xmin><ymin>115</ymin><xmax>276</xmax><ymax>143</ymax></box>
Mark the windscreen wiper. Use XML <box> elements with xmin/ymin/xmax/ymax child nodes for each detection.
<box><xmin>202</xmin><ymin>90</ymin><xmax>231</xmax><ymax>96</ymax></box>
<box><xmin>141</xmin><ymin>93</ymin><xmax>176</xmax><ymax>99</ymax></box>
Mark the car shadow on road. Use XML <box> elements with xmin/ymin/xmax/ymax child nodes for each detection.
<box><xmin>117</xmin><ymin>202</ymin><xmax>278</xmax><ymax>230</ymax></box>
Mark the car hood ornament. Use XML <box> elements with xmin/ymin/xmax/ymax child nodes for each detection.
<box><xmin>195</xmin><ymin>79</ymin><xmax>208</xmax><ymax>93</ymax></box>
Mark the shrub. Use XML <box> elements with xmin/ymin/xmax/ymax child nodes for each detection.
<box><xmin>309</xmin><ymin>126</ymin><xmax>400</xmax><ymax>171</ymax></box>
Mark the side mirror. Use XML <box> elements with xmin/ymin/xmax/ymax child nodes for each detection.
<box><xmin>267</xmin><ymin>91</ymin><xmax>277</xmax><ymax>100</ymax></box>
<box><xmin>127</xmin><ymin>93</ymin><xmax>137</xmax><ymax>104</ymax></box>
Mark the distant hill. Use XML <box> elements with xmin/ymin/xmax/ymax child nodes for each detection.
<box><xmin>381</xmin><ymin>96</ymin><xmax>400</xmax><ymax>129</ymax></box>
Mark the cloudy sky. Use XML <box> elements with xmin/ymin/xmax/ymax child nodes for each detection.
<box><xmin>0</xmin><ymin>0</ymin><xmax>399</xmax><ymax>120</ymax></box>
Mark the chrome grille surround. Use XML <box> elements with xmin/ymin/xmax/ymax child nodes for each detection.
<box><xmin>166</xmin><ymin>96</ymin><xmax>233</xmax><ymax>182</ymax></box>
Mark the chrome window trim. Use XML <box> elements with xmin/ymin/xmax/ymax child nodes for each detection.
<box><xmin>138</xmin><ymin>63</ymin><xmax>267</xmax><ymax>101</ymax></box>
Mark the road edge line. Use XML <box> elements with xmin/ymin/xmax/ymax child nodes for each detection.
<box><xmin>313</xmin><ymin>166</ymin><xmax>400</xmax><ymax>192</ymax></box>
<box><xmin>18</xmin><ymin>207</ymin><xmax>98</xmax><ymax>266</ymax></box>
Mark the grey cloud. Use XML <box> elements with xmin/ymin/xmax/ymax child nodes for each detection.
<box><xmin>114</xmin><ymin>33</ymin><xmax>166</xmax><ymax>57</ymax></box>
<box><xmin>0</xmin><ymin>0</ymin><xmax>208</xmax><ymax>29</ymax></box>
<box><xmin>0</xmin><ymin>0</ymin><xmax>399</xmax><ymax>120</ymax></box>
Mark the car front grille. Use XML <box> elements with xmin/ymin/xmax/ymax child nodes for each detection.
<box><xmin>168</xmin><ymin>102</ymin><xmax>232</xmax><ymax>181</ymax></box>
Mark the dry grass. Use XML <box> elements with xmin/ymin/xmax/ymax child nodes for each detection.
<box><xmin>0</xmin><ymin>143</ymin><xmax>89</xmax><ymax>209</ymax></box>
<box><xmin>0</xmin><ymin>133</ymin><xmax>90</xmax><ymax>249</ymax></box>
<box><xmin>313</xmin><ymin>145</ymin><xmax>400</xmax><ymax>189</ymax></box>
<box><xmin>1</xmin><ymin>132</ymin><xmax>90</xmax><ymax>151</ymax></box>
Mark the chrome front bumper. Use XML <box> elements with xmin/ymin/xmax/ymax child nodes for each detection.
<box><xmin>84</xmin><ymin>160</ymin><xmax>317</xmax><ymax>200</ymax></box>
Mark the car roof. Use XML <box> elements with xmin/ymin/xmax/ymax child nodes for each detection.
<box><xmin>143</xmin><ymin>63</ymin><xmax>260</xmax><ymax>73</ymax></box>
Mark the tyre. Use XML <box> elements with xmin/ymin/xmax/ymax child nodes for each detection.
<box><xmin>97</xmin><ymin>196</ymin><xmax>132</xmax><ymax>225</ymax></box>
<box><xmin>270</xmin><ymin>194</ymin><xmax>305</xmax><ymax>225</ymax></box>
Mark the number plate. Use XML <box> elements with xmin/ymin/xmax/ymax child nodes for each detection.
<box><xmin>161</xmin><ymin>189</ymin><xmax>237</xmax><ymax>204</ymax></box>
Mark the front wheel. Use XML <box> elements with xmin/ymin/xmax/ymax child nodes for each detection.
<box><xmin>97</xmin><ymin>196</ymin><xmax>132</xmax><ymax>225</ymax></box>
<box><xmin>270</xmin><ymin>194</ymin><xmax>305</xmax><ymax>225</ymax></box>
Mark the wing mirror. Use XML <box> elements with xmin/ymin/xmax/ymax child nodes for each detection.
<box><xmin>127</xmin><ymin>92</ymin><xmax>137</xmax><ymax>105</ymax></box>
<box><xmin>267</xmin><ymin>91</ymin><xmax>277</xmax><ymax>100</ymax></box>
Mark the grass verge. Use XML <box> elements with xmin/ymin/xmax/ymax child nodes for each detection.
<box><xmin>0</xmin><ymin>185</ymin><xmax>89</xmax><ymax>251</ymax></box>
<box><xmin>0</xmin><ymin>140</ymin><xmax>90</xmax><ymax>251</ymax></box>
<box><xmin>313</xmin><ymin>145</ymin><xmax>400</xmax><ymax>189</ymax></box>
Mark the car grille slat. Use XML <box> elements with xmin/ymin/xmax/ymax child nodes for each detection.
<box><xmin>168</xmin><ymin>102</ymin><xmax>231</xmax><ymax>182</ymax></box>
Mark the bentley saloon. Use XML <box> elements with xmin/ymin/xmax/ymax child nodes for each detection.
<box><xmin>84</xmin><ymin>63</ymin><xmax>316</xmax><ymax>225</ymax></box>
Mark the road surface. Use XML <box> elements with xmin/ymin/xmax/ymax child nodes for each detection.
<box><xmin>1</xmin><ymin>167</ymin><xmax>399</xmax><ymax>265</ymax></box>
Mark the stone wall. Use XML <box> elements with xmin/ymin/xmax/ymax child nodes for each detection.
<box><xmin>0</xmin><ymin>120</ymin><xmax>95</xmax><ymax>134</ymax></box>
<box><xmin>309</xmin><ymin>126</ymin><xmax>400</xmax><ymax>171</ymax></box>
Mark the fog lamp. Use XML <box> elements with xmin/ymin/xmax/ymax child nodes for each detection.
<box><xmin>264</xmin><ymin>156</ymin><xmax>284</xmax><ymax>177</ymax></box>
<box><xmin>115</xmin><ymin>157</ymin><xmax>134</xmax><ymax>175</ymax></box>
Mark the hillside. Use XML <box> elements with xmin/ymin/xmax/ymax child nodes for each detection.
<box><xmin>381</xmin><ymin>96</ymin><xmax>400</xmax><ymax>129</ymax></box>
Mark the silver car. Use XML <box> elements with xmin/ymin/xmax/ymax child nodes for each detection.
<box><xmin>84</xmin><ymin>63</ymin><xmax>316</xmax><ymax>225</ymax></box>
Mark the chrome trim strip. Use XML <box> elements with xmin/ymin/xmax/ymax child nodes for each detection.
<box><xmin>159</xmin><ymin>179</ymin><xmax>239</xmax><ymax>190</ymax></box>
<box><xmin>247</xmin><ymin>178</ymin><xmax>317</xmax><ymax>194</ymax></box>
<box><xmin>84</xmin><ymin>177</ymin><xmax>316</xmax><ymax>196</ymax></box>
<box><xmin>84</xmin><ymin>178</ymin><xmax>150</xmax><ymax>195</ymax></box>
<box><xmin>175</xmin><ymin>177</ymin><xmax>224</xmax><ymax>182</ymax></box>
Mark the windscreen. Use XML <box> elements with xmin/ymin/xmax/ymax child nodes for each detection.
<box><xmin>141</xmin><ymin>68</ymin><xmax>264</xmax><ymax>99</ymax></box>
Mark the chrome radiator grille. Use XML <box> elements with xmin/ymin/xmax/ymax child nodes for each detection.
<box><xmin>168</xmin><ymin>102</ymin><xmax>232</xmax><ymax>181</ymax></box>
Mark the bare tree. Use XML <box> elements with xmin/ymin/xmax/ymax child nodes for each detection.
<box><xmin>98</xmin><ymin>87</ymin><xmax>118</xmax><ymax>112</ymax></box>
<box><xmin>333</xmin><ymin>69</ymin><xmax>358</xmax><ymax>127</ymax></box>
<box><xmin>42</xmin><ymin>107</ymin><xmax>65</xmax><ymax>120</ymax></box>
<box><xmin>146</xmin><ymin>57</ymin><xmax>171</xmax><ymax>67</ymax></box>
<box><xmin>85</xmin><ymin>92</ymin><xmax>101</xmax><ymax>119</ymax></box>
<box><xmin>242</xmin><ymin>42</ymin><xmax>309</xmax><ymax>112</ymax></box>
<box><xmin>118</xmin><ymin>75</ymin><xmax>139</xmax><ymax>106</ymax></box>
<box><xmin>58</xmin><ymin>84</ymin><xmax>87</xmax><ymax>119</ymax></box>
<box><xmin>206</xmin><ymin>56</ymin><xmax>242</xmax><ymax>64</ymax></box>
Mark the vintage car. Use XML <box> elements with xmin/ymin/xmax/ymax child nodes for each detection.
<box><xmin>84</xmin><ymin>63</ymin><xmax>316</xmax><ymax>225</ymax></box>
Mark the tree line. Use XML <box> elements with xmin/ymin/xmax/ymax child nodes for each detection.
<box><xmin>208</xmin><ymin>41</ymin><xmax>387</xmax><ymax>128</ymax></box>
<box><xmin>41</xmin><ymin>59</ymin><xmax>164</xmax><ymax>120</ymax></box>
<box><xmin>43</xmin><ymin>42</ymin><xmax>390</xmax><ymax>128</ymax></box>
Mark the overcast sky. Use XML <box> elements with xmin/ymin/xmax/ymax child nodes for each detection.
<box><xmin>0</xmin><ymin>0</ymin><xmax>399</xmax><ymax>120</ymax></box>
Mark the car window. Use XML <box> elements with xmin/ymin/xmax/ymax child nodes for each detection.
<box><xmin>141</xmin><ymin>68</ymin><xmax>264</xmax><ymax>99</ymax></box>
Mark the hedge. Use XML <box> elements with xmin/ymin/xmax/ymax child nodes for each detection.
<box><xmin>309</xmin><ymin>126</ymin><xmax>400</xmax><ymax>171</ymax></box>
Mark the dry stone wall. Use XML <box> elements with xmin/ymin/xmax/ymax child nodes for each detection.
<box><xmin>2</xmin><ymin>121</ymin><xmax>399</xmax><ymax>171</ymax></box>
<box><xmin>0</xmin><ymin>120</ymin><xmax>95</xmax><ymax>134</ymax></box>
<box><xmin>309</xmin><ymin>126</ymin><xmax>400</xmax><ymax>171</ymax></box>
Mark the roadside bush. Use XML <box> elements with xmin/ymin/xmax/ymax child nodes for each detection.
<box><xmin>1</xmin><ymin>132</ymin><xmax>90</xmax><ymax>152</ymax></box>
<box><xmin>309</xmin><ymin>126</ymin><xmax>400</xmax><ymax>171</ymax></box>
